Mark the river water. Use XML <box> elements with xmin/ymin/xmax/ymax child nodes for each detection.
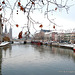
<box><xmin>0</xmin><ymin>44</ymin><xmax>75</xmax><ymax>75</ymax></box>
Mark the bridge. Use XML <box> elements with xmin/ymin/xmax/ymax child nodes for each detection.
<box><xmin>11</xmin><ymin>39</ymin><xmax>31</xmax><ymax>44</ymax></box>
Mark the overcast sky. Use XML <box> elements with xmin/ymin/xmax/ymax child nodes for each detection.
<box><xmin>1</xmin><ymin>0</ymin><xmax>75</xmax><ymax>38</ymax></box>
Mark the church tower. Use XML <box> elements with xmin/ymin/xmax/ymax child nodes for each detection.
<box><xmin>5</xmin><ymin>24</ymin><xmax>7</xmax><ymax>33</ymax></box>
<box><xmin>9</xmin><ymin>25</ymin><xmax>12</xmax><ymax>40</ymax></box>
<box><xmin>0</xmin><ymin>14</ymin><xmax>2</xmax><ymax>42</ymax></box>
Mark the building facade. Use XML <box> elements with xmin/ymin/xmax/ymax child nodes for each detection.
<box><xmin>33</xmin><ymin>29</ymin><xmax>75</xmax><ymax>44</ymax></box>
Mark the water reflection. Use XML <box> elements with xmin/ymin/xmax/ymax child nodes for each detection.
<box><xmin>0</xmin><ymin>44</ymin><xmax>12</xmax><ymax>75</ymax></box>
<box><xmin>2</xmin><ymin>45</ymin><xmax>12</xmax><ymax>58</ymax></box>
<box><xmin>33</xmin><ymin>45</ymin><xmax>75</xmax><ymax>62</ymax></box>
<box><xmin>0</xmin><ymin>48</ymin><xmax>2</xmax><ymax>75</ymax></box>
<box><xmin>51</xmin><ymin>47</ymin><xmax>75</xmax><ymax>62</ymax></box>
<box><xmin>0</xmin><ymin>44</ymin><xmax>75</xmax><ymax>75</ymax></box>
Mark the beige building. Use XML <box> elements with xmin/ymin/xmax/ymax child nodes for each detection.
<box><xmin>70</xmin><ymin>33</ymin><xmax>75</xmax><ymax>43</ymax></box>
<box><xmin>33</xmin><ymin>29</ymin><xmax>51</xmax><ymax>41</ymax></box>
<box><xmin>34</xmin><ymin>31</ymin><xmax>45</xmax><ymax>40</ymax></box>
<box><xmin>44</xmin><ymin>32</ymin><xmax>50</xmax><ymax>41</ymax></box>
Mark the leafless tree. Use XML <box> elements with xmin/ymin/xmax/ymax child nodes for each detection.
<box><xmin>0</xmin><ymin>0</ymin><xmax>75</xmax><ymax>37</ymax></box>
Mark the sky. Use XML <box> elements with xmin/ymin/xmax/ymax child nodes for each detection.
<box><xmin>1</xmin><ymin>0</ymin><xmax>75</xmax><ymax>38</ymax></box>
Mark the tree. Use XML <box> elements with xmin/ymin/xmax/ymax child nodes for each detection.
<box><xmin>0</xmin><ymin>0</ymin><xmax>75</xmax><ymax>37</ymax></box>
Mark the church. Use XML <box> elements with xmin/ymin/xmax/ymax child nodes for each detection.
<box><xmin>0</xmin><ymin>14</ymin><xmax>12</xmax><ymax>42</ymax></box>
<box><xmin>2</xmin><ymin>25</ymin><xmax>12</xmax><ymax>42</ymax></box>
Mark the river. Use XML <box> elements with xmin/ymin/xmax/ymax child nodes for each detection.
<box><xmin>0</xmin><ymin>44</ymin><xmax>75</xmax><ymax>75</ymax></box>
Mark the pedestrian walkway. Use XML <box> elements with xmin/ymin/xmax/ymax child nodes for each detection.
<box><xmin>52</xmin><ymin>42</ymin><xmax>74</xmax><ymax>50</ymax></box>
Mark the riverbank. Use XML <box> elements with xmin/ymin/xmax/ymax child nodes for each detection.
<box><xmin>31</xmin><ymin>41</ymin><xmax>75</xmax><ymax>50</ymax></box>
